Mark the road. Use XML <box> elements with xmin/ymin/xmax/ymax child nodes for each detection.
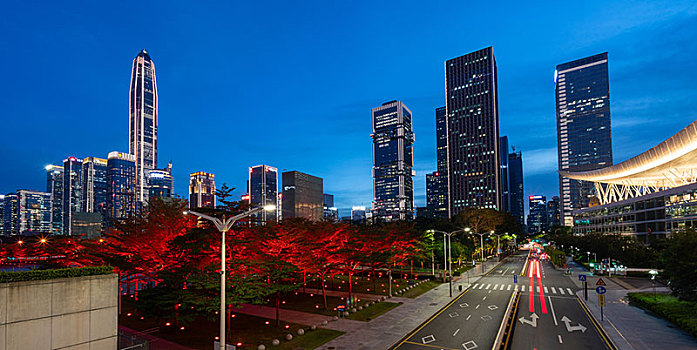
<box><xmin>509</xmin><ymin>255</ymin><xmax>612</xmax><ymax>349</ymax></box>
<box><xmin>391</xmin><ymin>252</ymin><xmax>526</xmax><ymax>350</ymax></box>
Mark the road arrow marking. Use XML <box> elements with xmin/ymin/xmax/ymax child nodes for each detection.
<box><xmin>518</xmin><ymin>313</ymin><xmax>539</xmax><ymax>327</ymax></box>
<box><xmin>561</xmin><ymin>316</ymin><xmax>587</xmax><ymax>333</ymax></box>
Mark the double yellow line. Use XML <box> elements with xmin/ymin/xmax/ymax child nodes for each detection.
<box><xmin>576</xmin><ymin>296</ymin><xmax>617</xmax><ymax>350</ymax></box>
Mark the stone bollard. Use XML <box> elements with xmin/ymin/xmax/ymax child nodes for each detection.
<box><xmin>358</xmin><ymin>306</ymin><xmax>363</xmax><ymax>310</ymax></box>
<box><xmin>297</xmin><ymin>329</ymin><xmax>305</xmax><ymax>336</ymax></box>
<box><xmin>332</xmin><ymin>316</ymin><xmax>338</xmax><ymax>321</ymax></box>
<box><xmin>272</xmin><ymin>339</ymin><xmax>280</xmax><ymax>346</ymax></box>
<box><xmin>322</xmin><ymin>320</ymin><xmax>328</xmax><ymax>325</ymax></box>
<box><xmin>285</xmin><ymin>334</ymin><xmax>293</xmax><ymax>341</ymax></box>
<box><xmin>258</xmin><ymin>345</ymin><xmax>266</xmax><ymax>350</ymax></box>
<box><xmin>351</xmin><ymin>308</ymin><xmax>357</xmax><ymax>313</ymax></box>
<box><xmin>311</xmin><ymin>325</ymin><xmax>317</xmax><ymax>330</ymax></box>
<box><xmin>343</xmin><ymin>311</ymin><xmax>350</xmax><ymax>317</ymax></box>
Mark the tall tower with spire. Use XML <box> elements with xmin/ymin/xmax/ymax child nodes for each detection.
<box><xmin>129</xmin><ymin>49</ymin><xmax>158</xmax><ymax>205</ymax></box>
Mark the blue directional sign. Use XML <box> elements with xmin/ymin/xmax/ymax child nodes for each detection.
<box><xmin>596</xmin><ymin>286</ymin><xmax>606</xmax><ymax>294</ymax></box>
<box><xmin>514</xmin><ymin>275</ymin><xmax>518</xmax><ymax>283</ymax></box>
<box><xmin>579</xmin><ymin>274</ymin><xmax>587</xmax><ymax>282</ymax></box>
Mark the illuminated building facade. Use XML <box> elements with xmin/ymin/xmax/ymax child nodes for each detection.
<box><xmin>371</xmin><ymin>100</ymin><xmax>415</xmax><ymax>222</ymax></box>
<box><xmin>106</xmin><ymin>152</ymin><xmax>136</xmax><ymax>222</ymax></box>
<box><xmin>248</xmin><ymin>165</ymin><xmax>278</xmax><ymax>221</ymax></box>
<box><xmin>189</xmin><ymin>172</ymin><xmax>216</xmax><ymax>209</ymax></box>
<box><xmin>81</xmin><ymin>157</ymin><xmax>108</xmax><ymax>213</ymax></box>
<box><xmin>508</xmin><ymin>151</ymin><xmax>524</xmax><ymax>227</ymax></box>
<box><xmin>527</xmin><ymin>195</ymin><xmax>548</xmax><ymax>235</ymax></box>
<box><xmin>3</xmin><ymin>194</ymin><xmax>19</xmax><ymax>235</ymax></box>
<box><xmin>62</xmin><ymin>156</ymin><xmax>83</xmax><ymax>235</ymax></box>
<box><xmin>556</xmin><ymin>53</ymin><xmax>612</xmax><ymax>226</ymax></box>
<box><xmin>445</xmin><ymin>47</ymin><xmax>502</xmax><ymax>215</ymax></box>
<box><xmin>281</xmin><ymin>171</ymin><xmax>323</xmax><ymax>221</ymax></box>
<box><xmin>46</xmin><ymin>165</ymin><xmax>64</xmax><ymax>234</ymax></box>
<box><xmin>17</xmin><ymin>190</ymin><xmax>52</xmax><ymax>235</ymax></box>
<box><xmin>425</xmin><ymin>106</ymin><xmax>449</xmax><ymax>218</ymax></box>
<box><xmin>129</xmin><ymin>49</ymin><xmax>158</xmax><ymax>205</ymax></box>
<box><xmin>323</xmin><ymin>194</ymin><xmax>338</xmax><ymax>222</ymax></box>
<box><xmin>149</xmin><ymin>163</ymin><xmax>174</xmax><ymax>199</ymax></box>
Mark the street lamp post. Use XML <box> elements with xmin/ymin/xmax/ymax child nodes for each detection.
<box><xmin>185</xmin><ymin>205</ymin><xmax>275</xmax><ymax>350</ymax></box>
<box><xmin>428</xmin><ymin>228</ymin><xmax>470</xmax><ymax>297</ymax></box>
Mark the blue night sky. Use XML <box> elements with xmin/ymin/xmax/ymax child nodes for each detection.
<box><xmin>2</xmin><ymin>1</ymin><xmax>697</xmax><ymax>217</ymax></box>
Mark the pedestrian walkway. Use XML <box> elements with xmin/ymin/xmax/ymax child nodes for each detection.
<box><xmin>578</xmin><ymin>288</ymin><xmax>697</xmax><ymax>350</ymax></box>
<box><xmin>300</xmin><ymin>287</ymin><xmax>410</xmax><ymax>303</ymax></box>
<box><xmin>469</xmin><ymin>282</ymin><xmax>576</xmax><ymax>295</ymax></box>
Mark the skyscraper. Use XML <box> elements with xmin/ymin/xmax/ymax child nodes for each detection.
<box><xmin>17</xmin><ymin>190</ymin><xmax>51</xmax><ymax>235</ymax></box>
<box><xmin>547</xmin><ymin>196</ymin><xmax>561</xmax><ymax>228</ymax></box>
<box><xmin>62</xmin><ymin>156</ymin><xmax>83</xmax><ymax>235</ymax></box>
<box><xmin>129</xmin><ymin>49</ymin><xmax>158</xmax><ymax>206</ymax></box>
<box><xmin>149</xmin><ymin>163</ymin><xmax>174</xmax><ymax>199</ymax></box>
<box><xmin>371</xmin><ymin>100</ymin><xmax>415</xmax><ymax>222</ymax></box>
<box><xmin>425</xmin><ymin>106</ymin><xmax>449</xmax><ymax>218</ymax></box>
<box><xmin>189</xmin><ymin>172</ymin><xmax>216</xmax><ymax>209</ymax></box>
<box><xmin>527</xmin><ymin>195</ymin><xmax>548</xmax><ymax>235</ymax></box>
<box><xmin>248</xmin><ymin>165</ymin><xmax>278</xmax><ymax>221</ymax></box>
<box><xmin>46</xmin><ymin>165</ymin><xmax>64</xmax><ymax>235</ymax></box>
<box><xmin>508</xmin><ymin>151</ymin><xmax>524</xmax><ymax>227</ymax></box>
<box><xmin>2</xmin><ymin>193</ymin><xmax>19</xmax><ymax>236</ymax></box>
<box><xmin>555</xmin><ymin>53</ymin><xmax>612</xmax><ymax>226</ymax></box>
<box><xmin>281</xmin><ymin>171</ymin><xmax>323</xmax><ymax>221</ymax></box>
<box><xmin>499</xmin><ymin>136</ymin><xmax>510</xmax><ymax>213</ymax></box>
<box><xmin>81</xmin><ymin>157</ymin><xmax>108</xmax><ymax>213</ymax></box>
<box><xmin>106</xmin><ymin>152</ymin><xmax>136</xmax><ymax>222</ymax></box>
<box><xmin>323</xmin><ymin>194</ymin><xmax>338</xmax><ymax>222</ymax></box>
<box><xmin>445</xmin><ymin>47</ymin><xmax>501</xmax><ymax>216</ymax></box>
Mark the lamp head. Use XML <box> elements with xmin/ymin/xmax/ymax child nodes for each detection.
<box><xmin>263</xmin><ymin>205</ymin><xmax>276</xmax><ymax>211</ymax></box>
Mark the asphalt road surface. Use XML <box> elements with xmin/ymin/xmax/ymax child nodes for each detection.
<box><xmin>509</xmin><ymin>255</ymin><xmax>612</xmax><ymax>350</ymax></box>
<box><xmin>391</xmin><ymin>252</ymin><xmax>527</xmax><ymax>350</ymax></box>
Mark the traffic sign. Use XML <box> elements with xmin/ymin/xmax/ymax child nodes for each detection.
<box><xmin>514</xmin><ymin>275</ymin><xmax>518</xmax><ymax>283</ymax></box>
<box><xmin>596</xmin><ymin>278</ymin><xmax>606</xmax><ymax>286</ymax></box>
<box><xmin>598</xmin><ymin>294</ymin><xmax>606</xmax><ymax>307</ymax></box>
<box><xmin>579</xmin><ymin>274</ymin><xmax>587</xmax><ymax>282</ymax></box>
<box><xmin>337</xmin><ymin>304</ymin><xmax>346</xmax><ymax>311</ymax></box>
<box><xmin>596</xmin><ymin>286</ymin><xmax>606</xmax><ymax>294</ymax></box>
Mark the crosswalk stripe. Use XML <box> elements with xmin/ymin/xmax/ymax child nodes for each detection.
<box><xmin>478</xmin><ymin>284</ymin><xmax>484</xmax><ymax>289</ymax></box>
<box><xmin>507</xmin><ymin>284</ymin><xmax>511</xmax><ymax>291</ymax></box>
<box><xmin>521</xmin><ymin>285</ymin><xmax>525</xmax><ymax>292</ymax></box>
<box><xmin>544</xmin><ymin>287</ymin><xmax>548</xmax><ymax>293</ymax></box>
<box><xmin>493</xmin><ymin>284</ymin><xmax>498</xmax><ymax>290</ymax></box>
<box><xmin>551</xmin><ymin>287</ymin><xmax>557</xmax><ymax>294</ymax></box>
<box><xmin>559</xmin><ymin>288</ymin><xmax>565</xmax><ymax>295</ymax></box>
<box><xmin>500</xmin><ymin>284</ymin><xmax>506</xmax><ymax>290</ymax></box>
<box><xmin>486</xmin><ymin>284</ymin><xmax>491</xmax><ymax>289</ymax></box>
<box><xmin>567</xmin><ymin>288</ymin><xmax>573</xmax><ymax>295</ymax></box>
<box><xmin>515</xmin><ymin>285</ymin><xmax>519</xmax><ymax>291</ymax></box>
<box><xmin>537</xmin><ymin>286</ymin><xmax>540</xmax><ymax>293</ymax></box>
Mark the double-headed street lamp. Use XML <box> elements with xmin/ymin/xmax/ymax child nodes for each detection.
<box><xmin>470</xmin><ymin>231</ymin><xmax>490</xmax><ymax>262</ymax></box>
<box><xmin>184</xmin><ymin>205</ymin><xmax>276</xmax><ymax>350</ymax></box>
<box><xmin>427</xmin><ymin>228</ymin><xmax>470</xmax><ymax>297</ymax></box>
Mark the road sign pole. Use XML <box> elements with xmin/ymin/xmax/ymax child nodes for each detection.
<box><xmin>601</xmin><ymin>305</ymin><xmax>604</xmax><ymax>321</ymax></box>
<box><xmin>584</xmin><ymin>281</ymin><xmax>588</xmax><ymax>300</ymax></box>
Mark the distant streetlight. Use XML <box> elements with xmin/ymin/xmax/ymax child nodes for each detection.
<box><xmin>428</xmin><ymin>228</ymin><xmax>470</xmax><ymax>297</ymax></box>
<box><xmin>184</xmin><ymin>205</ymin><xmax>275</xmax><ymax>350</ymax></box>
<box><xmin>470</xmin><ymin>231</ymin><xmax>490</xmax><ymax>263</ymax></box>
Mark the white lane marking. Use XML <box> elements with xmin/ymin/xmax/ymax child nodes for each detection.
<box><xmin>453</xmin><ymin>328</ymin><xmax>460</xmax><ymax>336</ymax></box>
<box><xmin>536</xmin><ymin>286</ymin><xmax>540</xmax><ymax>293</ymax></box>
<box><xmin>483</xmin><ymin>296</ymin><xmax>487</xmax><ymax>301</ymax></box>
<box><xmin>567</xmin><ymin>288</ymin><xmax>574</xmax><ymax>295</ymax></box>
<box><xmin>515</xmin><ymin>285</ymin><xmax>519</xmax><ymax>291</ymax></box>
<box><xmin>485</xmin><ymin>284</ymin><xmax>491</xmax><ymax>289</ymax></box>
<box><xmin>558</xmin><ymin>335</ymin><xmax>563</xmax><ymax>344</ymax></box>
<box><xmin>521</xmin><ymin>285</ymin><xmax>525</xmax><ymax>292</ymax></box>
<box><xmin>559</xmin><ymin>288</ymin><xmax>565</xmax><ymax>295</ymax></box>
<box><xmin>511</xmin><ymin>270</ymin><xmax>515</xmax><ymax>274</ymax></box>
<box><xmin>478</xmin><ymin>284</ymin><xmax>484</xmax><ymax>289</ymax></box>
<box><xmin>493</xmin><ymin>284</ymin><xmax>498</xmax><ymax>290</ymax></box>
<box><xmin>501</xmin><ymin>284</ymin><xmax>506</xmax><ymax>290</ymax></box>
<box><xmin>466</xmin><ymin>314</ymin><xmax>472</xmax><ymax>320</ymax></box>
<box><xmin>507</xmin><ymin>284</ymin><xmax>512</xmax><ymax>291</ymax></box>
<box><xmin>472</xmin><ymin>284</ymin><xmax>479</xmax><ymax>289</ymax></box>
<box><xmin>503</xmin><ymin>267</ymin><xmax>510</xmax><ymax>275</ymax></box>
<box><xmin>551</xmin><ymin>287</ymin><xmax>557</xmax><ymax>294</ymax></box>
<box><xmin>544</xmin><ymin>286</ymin><xmax>548</xmax><ymax>293</ymax></box>
<box><xmin>476</xmin><ymin>304</ymin><xmax>480</xmax><ymax>309</ymax></box>
<box><xmin>548</xmin><ymin>295</ymin><xmax>558</xmax><ymax>326</ymax></box>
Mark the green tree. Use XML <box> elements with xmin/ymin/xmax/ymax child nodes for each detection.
<box><xmin>662</xmin><ymin>229</ymin><xmax>697</xmax><ymax>301</ymax></box>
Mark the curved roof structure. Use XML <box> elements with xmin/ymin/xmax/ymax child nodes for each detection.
<box><xmin>561</xmin><ymin>120</ymin><xmax>697</xmax><ymax>188</ymax></box>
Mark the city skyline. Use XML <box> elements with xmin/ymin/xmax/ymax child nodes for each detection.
<box><xmin>2</xmin><ymin>1</ymin><xmax>697</xmax><ymax>217</ymax></box>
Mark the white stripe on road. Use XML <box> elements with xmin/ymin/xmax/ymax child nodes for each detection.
<box><xmin>558</xmin><ymin>335</ymin><xmax>563</xmax><ymax>344</ymax></box>
<box><xmin>551</xmin><ymin>287</ymin><xmax>557</xmax><ymax>294</ymax></box>
<box><xmin>544</xmin><ymin>287</ymin><xmax>548</xmax><ymax>293</ymax></box>
<box><xmin>537</xmin><ymin>286</ymin><xmax>540</xmax><ymax>293</ymax></box>
<box><xmin>507</xmin><ymin>284</ymin><xmax>512</xmax><ymax>291</ymax></box>
<box><xmin>548</xmin><ymin>295</ymin><xmax>558</xmax><ymax>326</ymax></box>
<box><xmin>453</xmin><ymin>328</ymin><xmax>460</xmax><ymax>336</ymax></box>
<box><xmin>567</xmin><ymin>288</ymin><xmax>574</xmax><ymax>295</ymax></box>
<box><xmin>485</xmin><ymin>284</ymin><xmax>491</xmax><ymax>290</ymax></box>
<box><xmin>500</xmin><ymin>284</ymin><xmax>506</xmax><ymax>290</ymax></box>
<box><xmin>478</xmin><ymin>284</ymin><xmax>484</xmax><ymax>289</ymax></box>
<box><xmin>521</xmin><ymin>285</ymin><xmax>525</xmax><ymax>292</ymax></box>
<box><xmin>515</xmin><ymin>285</ymin><xmax>519</xmax><ymax>291</ymax></box>
<box><xmin>559</xmin><ymin>288</ymin><xmax>565</xmax><ymax>295</ymax></box>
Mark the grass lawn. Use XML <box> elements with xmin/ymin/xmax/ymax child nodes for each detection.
<box><xmin>627</xmin><ymin>292</ymin><xmax>697</xmax><ymax>338</ymax></box>
<box><xmin>400</xmin><ymin>280</ymin><xmax>443</xmax><ymax>298</ymax></box>
<box><xmin>346</xmin><ymin>301</ymin><xmax>402</xmax><ymax>321</ymax></box>
<box><xmin>303</xmin><ymin>273</ymin><xmax>423</xmax><ymax>296</ymax></box>
<box><xmin>119</xmin><ymin>301</ymin><xmax>343</xmax><ymax>350</ymax></box>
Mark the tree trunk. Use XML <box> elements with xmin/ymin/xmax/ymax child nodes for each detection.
<box><xmin>321</xmin><ymin>273</ymin><xmax>328</xmax><ymax>310</ymax></box>
<box><xmin>348</xmin><ymin>271</ymin><xmax>353</xmax><ymax>301</ymax></box>
<box><xmin>410</xmin><ymin>260</ymin><xmax>413</xmax><ymax>279</ymax></box>
<box><xmin>372</xmin><ymin>269</ymin><xmax>376</xmax><ymax>292</ymax></box>
<box><xmin>227</xmin><ymin>304</ymin><xmax>231</xmax><ymax>335</ymax></box>
<box><xmin>275</xmin><ymin>290</ymin><xmax>280</xmax><ymax>327</ymax></box>
<box><xmin>303</xmin><ymin>271</ymin><xmax>306</xmax><ymax>293</ymax></box>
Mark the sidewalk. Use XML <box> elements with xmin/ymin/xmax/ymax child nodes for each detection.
<box><xmin>578</xmin><ymin>288</ymin><xmax>697</xmax><ymax>350</ymax></box>
<box><xmin>119</xmin><ymin>326</ymin><xmax>193</xmax><ymax>350</ymax></box>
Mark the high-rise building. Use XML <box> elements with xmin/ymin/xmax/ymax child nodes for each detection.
<box><xmin>281</xmin><ymin>171</ymin><xmax>323</xmax><ymax>221</ymax></box>
<box><xmin>62</xmin><ymin>156</ymin><xmax>83</xmax><ymax>235</ymax></box>
<box><xmin>2</xmin><ymin>193</ymin><xmax>18</xmax><ymax>236</ymax></box>
<box><xmin>351</xmin><ymin>206</ymin><xmax>367</xmax><ymax>224</ymax></box>
<box><xmin>499</xmin><ymin>137</ymin><xmax>510</xmax><ymax>213</ymax></box>
<box><xmin>426</xmin><ymin>172</ymin><xmax>448</xmax><ymax>218</ymax></box>
<box><xmin>81</xmin><ymin>157</ymin><xmax>108</xmax><ymax>213</ymax></box>
<box><xmin>248</xmin><ymin>165</ymin><xmax>278</xmax><ymax>221</ymax></box>
<box><xmin>106</xmin><ymin>152</ymin><xmax>136</xmax><ymax>222</ymax></box>
<box><xmin>435</xmin><ymin>106</ymin><xmax>448</xmax><ymax>175</ymax></box>
<box><xmin>149</xmin><ymin>163</ymin><xmax>174</xmax><ymax>199</ymax></box>
<box><xmin>189</xmin><ymin>172</ymin><xmax>216</xmax><ymax>209</ymax></box>
<box><xmin>527</xmin><ymin>195</ymin><xmax>548</xmax><ymax>235</ymax></box>
<box><xmin>371</xmin><ymin>100</ymin><xmax>415</xmax><ymax>222</ymax></box>
<box><xmin>45</xmin><ymin>165</ymin><xmax>64</xmax><ymax>235</ymax></box>
<box><xmin>547</xmin><ymin>196</ymin><xmax>561</xmax><ymax>228</ymax></box>
<box><xmin>508</xmin><ymin>151</ymin><xmax>524</xmax><ymax>227</ymax></box>
<box><xmin>129</xmin><ymin>49</ymin><xmax>159</xmax><ymax>206</ymax></box>
<box><xmin>0</xmin><ymin>195</ymin><xmax>4</xmax><ymax>233</ymax></box>
<box><xmin>556</xmin><ymin>53</ymin><xmax>612</xmax><ymax>226</ymax></box>
<box><xmin>323</xmin><ymin>194</ymin><xmax>338</xmax><ymax>222</ymax></box>
<box><xmin>17</xmin><ymin>190</ymin><xmax>52</xmax><ymax>235</ymax></box>
<box><xmin>445</xmin><ymin>47</ymin><xmax>501</xmax><ymax>216</ymax></box>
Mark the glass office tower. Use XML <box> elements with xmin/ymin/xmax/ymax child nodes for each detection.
<box><xmin>62</xmin><ymin>156</ymin><xmax>83</xmax><ymax>235</ymax></box>
<box><xmin>129</xmin><ymin>49</ymin><xmax>158</xmax><ymax>206</ymax></box>
<box><xmin>149</xmin><ymin>164</ymin><xmax>174</xmax><ymax>199</ymax></box>
<box><xmin>248</xmin><ymin>165</ymin><xmax>278</xmax><ymax>221</ymax></box>
<box><xmin>499</xmin><ymin>136</ymin><xmax>510</xmax><ymax>213</ymax></box>
<box><xmin>189</xmin><ymin>172</ymin><xmax>216</xmax><ymax>209</ymax></box>
<box><xmin>555</xmin><ymin>53</ymin><xmax>612</xmax><ymax>226</ymax></box>
<box><xmin>106</xmin><ymin>152</ymin><xmax>136</xmax><ymax>222</ymax></box>
<box><xmin>46</xmin><ymin>165</ymin><xmax>64</xmax><ymax>235</ymax></box>
<box><xmin>81</xmin><ymin>157</ymin><xmax>108</xmax><ymax>213</ymax></box>
<box><xmin>527</xmin><ymin>195</ymin><xmax>548</xmax><ymax>235</ymax></box>
<box><xmin>445</xmin><ymin>47</ymin><xmax>501</xmax><ymax>216</ymax></box>
<box><xmin>508</xmin><ymin>151</ymin><xmax>524</xmax><ymax>227</ymax></box>
<box><xmin>371</xmin><ymin>100</ymin><xmax>415</xmax><ymax>222</ymax></box>
<box><xmin>281</xmin><ymin>171</ymin><xmax>323</xmax><ymax>221</ymax></box>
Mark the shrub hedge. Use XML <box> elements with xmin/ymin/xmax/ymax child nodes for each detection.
<box><xmin>627</xmin><ymin>292</ymin><xmax>697</xmax><ymax>338</ymax></box>
<box><xmin>0</xmin><ymin>266</ymin><xmax>114</xmax><ymax>283</ymax></box>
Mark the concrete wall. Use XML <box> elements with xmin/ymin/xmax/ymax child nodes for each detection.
<box><xmin>0</xmin><ymin>273</ymin><xmax>118</xmax><ymax>350</ymax></box>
